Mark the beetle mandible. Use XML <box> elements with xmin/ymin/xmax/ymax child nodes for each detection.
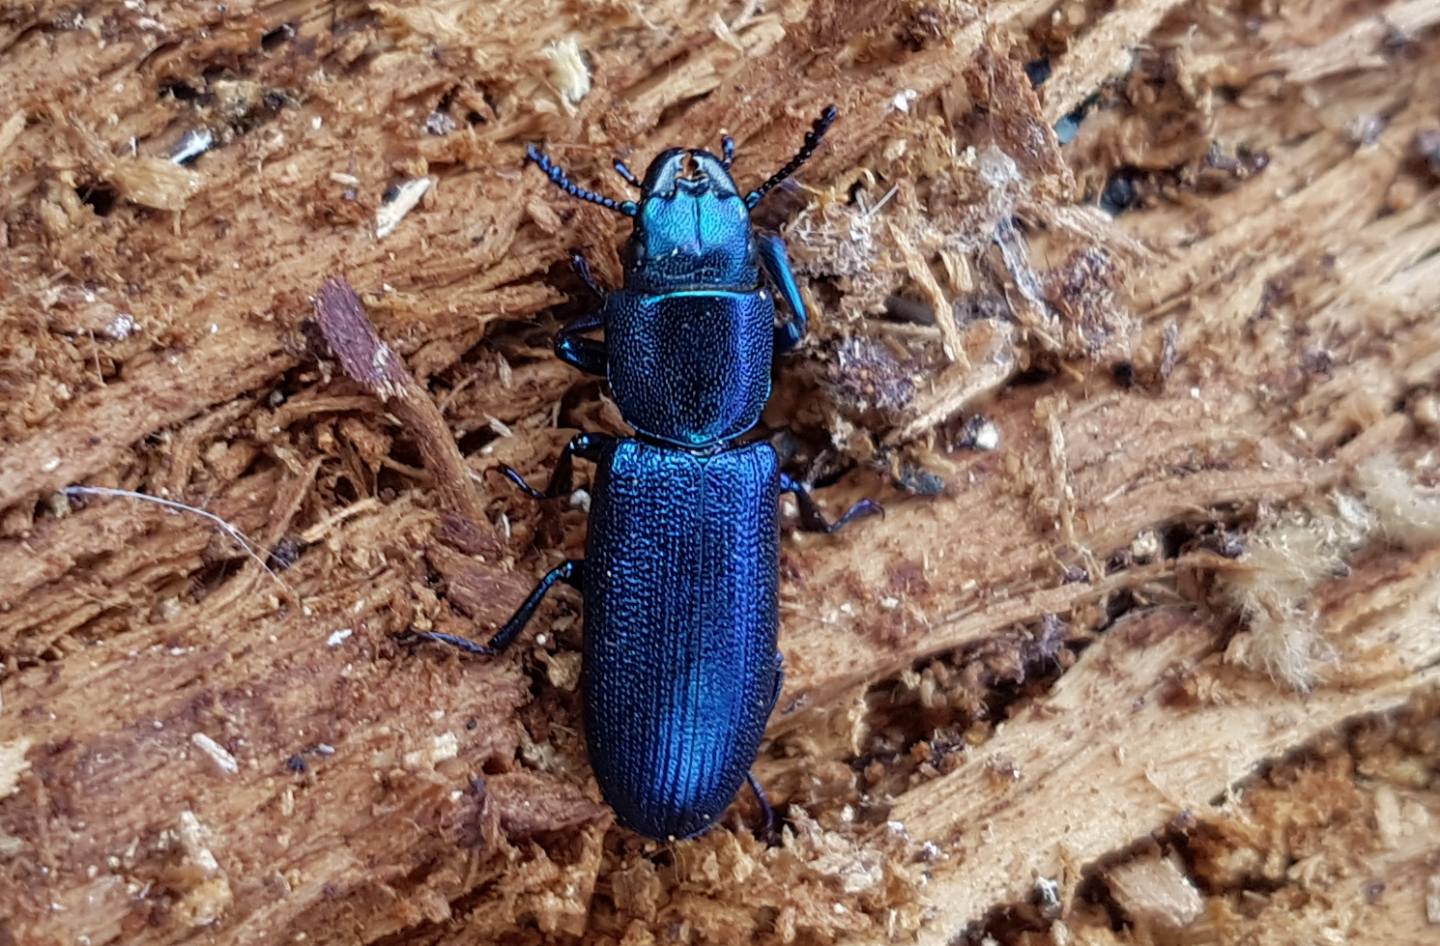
<box><xmin>417</xmin><ymin>107</ymin><xmax>880</xmax><ymax>841</ymax></box>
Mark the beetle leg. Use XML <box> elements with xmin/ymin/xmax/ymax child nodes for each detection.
<box><xmin>484</xmin><ymin>559</ymin><xmax>584</xmax><ymax>651</ymax></box>
<box><xmin>555</xmin><ymin>303</ymin><xmax>608</xmax><ymax>377</ymax></box>
<box><xmin>755</xmin><ymin>653</ymin><xmax>787</xmax><ymax>841</ymax></box>
<box><xmin>780</xmin><ymin>473</ymin><xmax>884</xmax><ymax>534</ymax></box>
<box><xmin>746</xmin><ymin>771</ymin><xmax>778</xmax><ymax>845</ymax></box>
<box><xmin>556</xmin><ymin>331</ymin><xmax>606</xmax><ymax>376</ymax></box>
<box><xmin>412</xmin><ymin>559</ymin><xmax>584</xmax><ymax>655</ymax></box>
<box><xmin>408</xmin><ymin>631</ymin><xmax>493</xmax><ymax>655</ymax></box>
<box><xmin>612</xmin><ymin>159</ymin><xmax>641</xmax><ymax>189</ymax></box>
<box><xmin>757</xmin><ymin>233</ymin><xmax>807</xmax><ymax>354</ymax></box>
<box><xmin>569</xmin><ymin>251</ymin><xmax>605</xmax><ymax>299</ymax></box>
<box><xmin>499</xmin><ymin>432</ymin><xmax>613</xmax><ymax>500</ymax></box>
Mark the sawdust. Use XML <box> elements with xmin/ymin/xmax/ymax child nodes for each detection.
<box><xmin>1222</xmin><ymin>455</ymin><xmax>1440</xmax><ymax>690</ymax></box>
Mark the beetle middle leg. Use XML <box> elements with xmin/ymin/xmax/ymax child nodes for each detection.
<box><xmin>499</xmin><ymin>431</ymin><xmax>613</xmax><ymax>500</ymax></box>
<box><xmin>781</xmin><ymin>473</ymin><xmax>883</xmax><ymax>534</ymax></box>
<box><xmin>414</xmin><ymin>559</ymin><xmax>584</xmax><ymax>655</ymax></box>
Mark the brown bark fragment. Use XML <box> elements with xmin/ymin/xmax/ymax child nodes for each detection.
<box><xmin>310</xmin><ymin>276</ymin><xmax>498</xmax><ymax>558</ymax></box>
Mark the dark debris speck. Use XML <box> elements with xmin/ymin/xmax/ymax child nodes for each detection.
<box><xmin>893</xmin><ymin>463</ymin><xmax>946</xmax><ymax>496</ymax></box>
<box><xmin>261</xmin><ymin>22</ymin><xmax>295</xmax><ymax>51</ymax></box>
<box><xmin>1101</xmin><ymin>168</ymin><xmax>1138</xmax><ymax>214</ymax></box>
<box><xmin>268</xmin><ymin>536</ymin><xmax>304</xmax><ymax>571</ymax></box>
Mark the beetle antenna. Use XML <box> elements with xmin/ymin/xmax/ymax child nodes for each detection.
<box><xmin>612</xmin><ymin>158</ymin><xmax>641</xmax><ymax>188</ymax></box>
<box><xmin>720</xmin><ymin>135</ymin><xmax>735</xmax><ymax>169</ymax></box>
<box><xmin>526</xmin><ymin>145</ymin><xmax>637</xmax><ymax>216</ymax></box>
<box><xmin>744</xmin><ymin>104</ymin><xmax>838</xmax><ymax>209</ymax></box>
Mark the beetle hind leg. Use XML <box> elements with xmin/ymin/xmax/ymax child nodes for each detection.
<box><xmin>738</xmin><ymin>655</ymin><xmax>787</xmax><ymax>845</ymax></box>
<box><xmin>746</xmin><ymin>771</ymin><xmax>779</xmax><ymax>845</ymax></box>
<box><xmin>781</xmin><ymin>473</ymin><xmax>883</xmax><ymax>534</ymax></box>
<box><xmin>769</xmin><ymin>650</ymin><xmax>785</xmax><ymax>710</ymax></box>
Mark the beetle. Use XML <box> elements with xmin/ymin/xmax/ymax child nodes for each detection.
<box><xmin>415</xmin><ymin>108</ymin><xmax>879</xmax><ymax>840</ymax></box>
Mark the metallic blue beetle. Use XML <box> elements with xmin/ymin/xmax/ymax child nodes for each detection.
<box><xmin>419</xmin><ymin>108</ymin><xmax>878</xmax><ymax>840</ymax></box>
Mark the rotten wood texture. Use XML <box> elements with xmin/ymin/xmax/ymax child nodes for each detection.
<box><xmin>2</xmin><ymin>1</ymin><xmax>1439</xmax><ymax>945</ymax></box>
<box><xmin>998</xmin><ymin>691</ymin><xmax>1440</xmax><ymax>946</ymax></box>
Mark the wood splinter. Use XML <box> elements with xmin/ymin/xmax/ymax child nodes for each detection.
<box><xmin>310</xmin><ymin>276</ymin><xmax>498</xmax><ymax>558</ymax></box>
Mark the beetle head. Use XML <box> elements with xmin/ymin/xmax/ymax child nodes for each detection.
<box><xmin>525</xmin><ymin>106</ymin><xmax>838</xmax><ymax>294</ymax></box>
<box><xmin>622</xmin><ymin>148</ymin><xmax>757</xmax><ymax>292</ymax></box>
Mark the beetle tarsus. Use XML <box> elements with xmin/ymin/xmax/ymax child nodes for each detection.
<box><xmin>407</xmin><ymin>630</ymin><xmax>497</xmax><ymax>656</ymax></box>
<box><xmin>782</xmin><ymin>473</ymin><xmax>882</xmax><ymax>534</ymax></box>
<box><xmin>497</xmin><ymin>465</ymin><xmax>550</xmax><ymax>500</ymax></box>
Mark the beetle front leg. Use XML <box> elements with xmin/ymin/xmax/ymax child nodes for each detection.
<box><xmin>758</xmin><ymin>234</ymin><xmax>809</xmax><ymax>355</ymax></box>
<box><xmin>780</xmin><ymin>473</ymin><xmax>883</xmax><ymax>534</ymax></box>
<box><xmin>569</xmin><ymin>250</ymin><xmax>604</xmax><ymax>298</ymax></box>
<box><xmin>500</xmin><ymin>431</ymin><xmax>614</xmax><ymax>500</ymax></box>
<box><xmin>555</xmin><ymin>308</ymin><xmax>607</xmax><ymax>376</ymax></box>
<box><xmin>414</xmin><ymin>559</ymin><xmax>585</xmax><ymax>655</ymax></box>
<box><xmin>554</xmin><ymin>252</ymin><xmax>609</xmax><ymax>376</ymax></box>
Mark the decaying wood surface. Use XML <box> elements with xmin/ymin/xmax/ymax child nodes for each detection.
<box><xmin>2</xmin><ymin>1</ymin><xmax>1438</xmax><ymax>944</ymax></box>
